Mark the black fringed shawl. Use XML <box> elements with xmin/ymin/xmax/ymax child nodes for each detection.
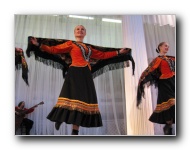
<box><xmin>15</xmin><ymin>48</ymin><xmax>29</xmax><ymax>86</ymax></box>
<box><xmin>26</xmin><ymin>36</ymin><xmax>135</xmax><ymax>78</ymax></box>
<box><xmin>136</xmin><ymin>55</ymin><xmax>175</xmax><ymax>108</ymax></box>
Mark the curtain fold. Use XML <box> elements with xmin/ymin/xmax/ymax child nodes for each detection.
<box><xmin>15</xmin><ymin>15</ymin><xmax>127</xmax><ymax>135</ymax></box>
<box><xmin>15</xmin><ymin>14</ymin><xmax>175</xmax><ymax>135</ymax></box>
<box><xmin>121</xmin><ymin>15</ymin><xmax>175</xmax><ymax>135</ymax></box>
<box><xmin>122</xmin><ymin>15</ymin><xmax>154</xmax><ymax>135</ymax></box>
<box><xmin>142</xmin><ymin>15</ymin><xmax>176</xmax><ymax>135</ymax></box>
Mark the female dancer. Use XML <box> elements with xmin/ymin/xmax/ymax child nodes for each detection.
<box><xmin>31</xmin><ymin>25</ymin><xmax>128</xmax><ymax>135</ymax></box>
<box><xmin>137</xmin><ymin>42</ymin><xmax>175</xmax><ymax>135</ymax></box>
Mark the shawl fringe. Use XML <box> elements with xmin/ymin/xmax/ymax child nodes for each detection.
<box><xmin>26</xmin><ymin>36</ymin><xmax>135</xmax><ymax>78</ymax></box>
<box><xmin>137</xmin><ymin>68</ymin><xmax>160</xmax><ymax>108</ymax></box>
<box><xmin>15</xmin><ymin>49</ymin><xmax>29</xmax><ymax>86</ymax></box>
<box><xmin>92</xmin><ymin>61</ymin><xmax>128</xmax><ymax>78</ymax></box>
<box><xmin>136</xmin><ymin>56</ymin><xmax>175</xmax><ymax>108</ymax></box>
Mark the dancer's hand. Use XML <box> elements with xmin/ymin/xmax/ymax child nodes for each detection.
<box><xmin>119</xmin><ymin>48</ymin><xmax>129</xmax><ymax>54</ymax></box>
<box><xmin>30</xmin><ymin>37</ymin><xmax>39</xmax><ymax>46</ymax></box>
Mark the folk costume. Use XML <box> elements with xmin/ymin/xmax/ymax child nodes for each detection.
<box><xmin>137</xmin><ymin>55</ymin><xmax>175</xmax><ymax>125</ymax></box>
<box><xmin>26</xmin><ymin>36</ymin><xmax>135</xmax><ymax>128</ymax></box>
<box><xmin>15</xmin><ymin>48</ymin><xmax>29</xmax><ymax>86</ymax></box>
<box><xmin>15</xmin><ymin>103</ymin><xmax>34</xmax><ymax>135</ymax></box>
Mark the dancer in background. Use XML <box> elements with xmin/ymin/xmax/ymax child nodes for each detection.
<box><xmin>15</xmin><ymin>47</ymin><xmax>29</xmax><ymax>86</ymax></box>
<box><xmin>137</xmin><ymin>42</ymin><xmax>175</xmax><ymax>135</ymax></box>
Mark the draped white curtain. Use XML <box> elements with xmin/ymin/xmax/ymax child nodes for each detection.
<box><xmin>15</xmin><ymin>15</ymin><xmax>175</xmax><ymax>136</ymax></box>
<box><xmin>143</xmin><ymin>15</ymin><xmax>176</xmax><ymax>135</ymax></box>
<box><xmin>122</xmin><ymin>15</ymin><xmax>175</xmax><ymax>135</ymax></box>
<box><xmin>15</xmin><ymin>15</ymin><xmax>127</xmax><ymax>135</ymax></box>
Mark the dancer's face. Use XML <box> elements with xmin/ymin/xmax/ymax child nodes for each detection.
<box><xmin>74</xmin><ymin>25</ymin><xmax>86</xmax><ymax>38</ymax></box>
<box><xmin>159</xmin><ymin>42</ymin><xmax>169</xmax><ymax>54</ymax></box>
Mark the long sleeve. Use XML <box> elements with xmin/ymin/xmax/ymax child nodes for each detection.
<box><xmin>138</xmin><ymin>57</ymin><xmax>162</xmax><ymax>83</ymax></box>
<box><xmin>90</xmin><ymin>47</ymin><xmax>117</xmax><ymax>59</ymax></box>
<box><xmin>24</xmin><ymin>108</ymin><xmax>34</xmax><ymax>114</ymax></box>
<box><xmin>40</xmin><ymin>40</ymin><xmax>73</xmax><ymax>54</ymax></box>
<box><xmin>137</xmin><ymin>57</ymin><xmax>162</xmax><ymax>107</ymax></box>
<box><xmin>26</xmin><ymin>36</ymin><xmax>135</xmax><ymax>79</ymax></box>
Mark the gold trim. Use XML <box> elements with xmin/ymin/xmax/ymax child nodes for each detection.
<box><xmin>54</xmin><ymin>97</ymin><xmax>100</xmax><ymax>114</ymax></box>
<box><xmin>70</xmin><ymin>64</ymin><xmax>88</xmax><ymax>67</ymax></box>
<box><xmin>154</xmin><ymin>98</ymin><xmax>175</xmax><ymax>113</ymax></box>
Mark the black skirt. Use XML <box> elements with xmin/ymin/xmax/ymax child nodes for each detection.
<box><xmin>47</xmin><ymin>66</ymin><xmax>103</xmax><ymax>127</ymax></box>
<box><xmin>149</xmin><ymin>76</ymin><xmax>175</xmax><ymax>124</ymax></box>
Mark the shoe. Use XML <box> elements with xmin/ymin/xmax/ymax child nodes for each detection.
<box><xmin>163</xmin><ymin>124</ymin><xmax>172</xmax><ymax>135</ymax></box>
<box><xmin>71</xmin><ymin>129</ymin><xmax>79</xmax><ymax>135</ymax></box>
<box><xmin>55</xmin><ymin>122</ymin><xmax>62</xmax><ymax>130</ymax></box>
<box><xmin>25</xmin><ymin>129</ymin><xmax>30</xmax><ymax>135</ymax></box>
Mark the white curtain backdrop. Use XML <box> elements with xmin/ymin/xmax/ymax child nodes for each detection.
<box><xmin>15</xmin><ymin>14</ymin><xmax>175</xmax><ymax>136</ymax></box>
<box><xmin>15</xmin><ymin>15</ymin><xmax>127</xmax><ymax>135</ymax></box>
<box><xmin>143</xmin><ymin>15</ymin><xmax>176</xmax><ymax>135</ymax></box>
<box><xmin>122</xmin><ymin>15</ymin><xmax>175</xmax><ymax>135</ymax></box>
